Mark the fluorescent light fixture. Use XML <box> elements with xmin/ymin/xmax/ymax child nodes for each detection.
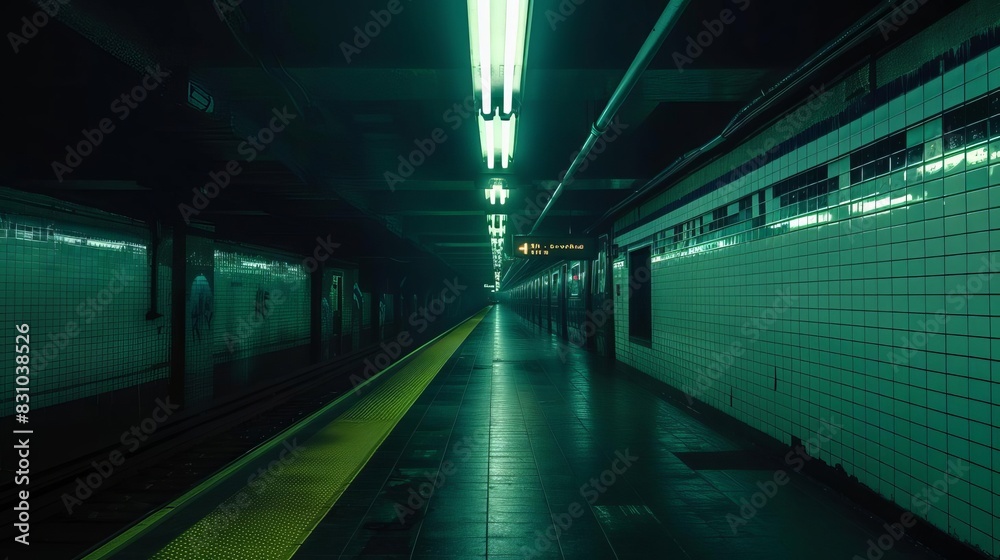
<box><xmin>53</xmin><ymin>233</ymin><xmax>84</xmax><ymax>245</ymax></box>
<box><xmin>486</xmin><ymin>179</ymin><xmax>509</xmax><ymax>205</ymax></box>
<box><xmin>486</xmin><ymin>117</ymin><xmax>495</xmax><ymax>169</ymax></box>
<box><xmin>487</xmin><ymin>213</ymin><xmax>507</xmax><ymax>237</ymax></box>
<box><xmin>477</xmin><ymin>0</ymin><xmax>492</xmax><ymax>114</ymax></box>
<box><xmin>503</xmin><ymin>0</ymin><xmax>519</xmax><ymax>114</ymax></box>
<box><xmin>468</xmin><ymin>0</ymin><xmax>530</xmax><ymax>170</ymax></box>
<box><xmin>86</xmin><ymin>239</ymin><xmax>130</xmax><ymax>250</ymax></box>
<box><xmin>239</xmin><ymin>260</ymin><xmax>273</xmax><ymax>270</ymax></box>
<box><xmin>478</xmin><ymin>116</ymin><xmax>489</xmax><ymax>159</ymax></box>
<box><xmin>501</xmin><ymin>119</ymin><xmax>510</xmax><ymax>168</ymax></box>
<box><xmin>508</xmin><ymin>113</ymin><xmax>516</xmax><ymax>161</ymax></box>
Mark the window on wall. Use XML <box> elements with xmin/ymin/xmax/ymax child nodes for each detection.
<box><xmin>628</xmin><ymin>246</ymin><xmax>651</xmax><ymax>343</ymax></box>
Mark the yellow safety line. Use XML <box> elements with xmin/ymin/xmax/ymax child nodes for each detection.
<box><xmin>83</xmin><ymin>309</ymin><xmax>488</xmax><ymax>560</ymax></box>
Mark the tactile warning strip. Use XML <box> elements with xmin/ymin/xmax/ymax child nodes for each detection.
<box><xmin>84</xmin><ymin>309</ymin><xmax>488</xmax><ymax>560</ymax></box>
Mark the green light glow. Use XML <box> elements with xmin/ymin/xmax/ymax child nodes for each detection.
<box><xmin>486</xmin><ymin>116</ymin><xmax>496</xmax><ymax>169</ymax></box>
<box><xmin>503</xmin><ymin>0</ymin><xmax>520</xmax><ymax>114</ymax></box>
<box><xmin>476</xmin><ymin>0</ymin><xmax>491</xmax><ymax>114</ymax></box>
<box><xmin>467</xmin><ymin>0</ymin><xmax>530</xmax><ymax>170</ymax></box>
<box><xmin>501</xmin><ymin>119</ymin><xmax>510</xmax><ymax>168</ymax></box>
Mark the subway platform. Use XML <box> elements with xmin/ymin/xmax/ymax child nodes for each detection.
<box><xmin>82</xmin><ymin>306</ymin><xmax>944</xmax><ymax>560</ymax></box>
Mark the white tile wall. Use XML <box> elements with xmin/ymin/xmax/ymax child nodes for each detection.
<box><xmin>615</xmin><ymin>45</ymin><xmax>1000</xmax><ymax>557</ymax></box>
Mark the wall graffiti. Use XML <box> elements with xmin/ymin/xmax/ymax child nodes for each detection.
<box><xmin>190</xmin><ymin>273</ymin><xmax>214</xmax><ymax>342</ymax></box>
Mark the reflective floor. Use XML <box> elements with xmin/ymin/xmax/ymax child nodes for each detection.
<box><xmin>294</xmin><ymin>306</ymin><xmax>942</xmax><ymax>560</ymax></box>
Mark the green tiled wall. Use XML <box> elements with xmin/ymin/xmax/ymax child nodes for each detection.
<box><xmin>614</xmin><ymin>21</ymin><xmax>1000</xmax><ymax>560</ymax></box>
<box><xmin>185</xmin><ymin>235</ymin><xmax>215</xmax><ymax>406</ymax></box>
<box><xmin>0</xmin><ymin>207</ymin><xmax>171</xmax><ymax>415</ymax></box>
<box><xmin>213</xmin><ymin>242</ymin><xmax>310</xmax><ymax>362</ymax></box>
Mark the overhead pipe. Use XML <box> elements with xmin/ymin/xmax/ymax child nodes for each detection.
<box><xmin>587</xmin><ymin>0</ymin><xmax>911</xmax><ymax>233</ymax></box>
<box><xmin>528</xmin><ymin>0</ymin><xmax>692</xmax><ymax>235</ymax></box>
<box><xmin>501</xmin><ymin>0</ymin><xmax>690</xmax><ymax>290</ymax></box>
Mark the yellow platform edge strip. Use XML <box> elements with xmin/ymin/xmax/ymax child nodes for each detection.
<box><xmin>82</xmin><ymin>308</ymin><xmax>489</xmax><ymax>560</ymax></box>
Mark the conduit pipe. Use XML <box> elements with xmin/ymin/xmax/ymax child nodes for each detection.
<box><xmin>589</xmin><ymin>0</ymin><xmax>913</xmax><ymax>233</ymax></box>
<box><xmin>528</xmin><ymin>0</ymin><xmax>692</xmax><ymax>235</ymax></box>
<box><xmin>502</xmin><ymin>0</ymin><xmax>691</xmax><ymax>289</ymax></box>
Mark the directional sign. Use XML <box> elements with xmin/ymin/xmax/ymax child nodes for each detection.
<box><xmin>512</xmin><ymin>236</ymin><xmax>597</xmax><ymax>259</ymax></box>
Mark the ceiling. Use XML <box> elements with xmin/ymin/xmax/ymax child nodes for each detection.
<box><xmin>3</xmin><ymin>0</ymin><xmax>959</xmax><ymax>285</ymax></box>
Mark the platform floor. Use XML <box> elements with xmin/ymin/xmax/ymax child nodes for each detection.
<box><xmin>291</xmin><ymin>306</ymin><xmax>941</xmax><ymax>560</ymax></box>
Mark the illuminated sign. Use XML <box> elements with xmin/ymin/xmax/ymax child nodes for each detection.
<box><xmin>513</xmin><ymin>236</ymin><xmax>597</xmax><ymax>259</ymax></box>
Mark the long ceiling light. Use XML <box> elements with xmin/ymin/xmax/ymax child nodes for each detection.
<box><xmin>485</xmin><ymin>117</ymin><xmax>496</xmax><ymax>169</ymax></box>
<box><xmin>487</xmin><ymin>213</ymin><xmax>507</xmax><ymax>292</ymax></box>
<box><xmin>469</xmin><ymin>1</ymin><xmax>529</xmax><ymax>291</ymax></box>
<box><xmin>502</xmin><ymin>0</ymin><xmax>519</xmax><ymax>113</ymax></box>
<box><xmin>468</xmin><ymin>0</ymin><xmax>530</xmax><ymax>171</ymax></box>
<box><xmin>477</xmin><ymin>0</ymin><xmax>492</xmax><ymax>114</ymax></box>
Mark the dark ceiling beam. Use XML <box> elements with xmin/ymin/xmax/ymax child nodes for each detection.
<box><xmin>198</xmin><ymin>67</ymin><xmax>780</xmax><ymax>102</ymax></box>
<box><xmin>338</xmin><ymin>177</ymin><xmax>639</xmax><ymax>193</ymax></box>
<box><xmin>17</xmin><ymin>180</ymin><xmax>150</xmax><ymax>191</ymax></box>
<box><xmin>367</xmin><ymin>191</ymin><xmax>625</xmax><ymax>214</ymax></box>
<box><xmin>341</xmin><ymin>179</ymin><xmax>476</xmax><ymax>192</ymax></box>
<box><xmin>391</xmin><ymin>210</ymin><xmax>486</xmax><ymax>216</ymax></box>
<box><xmin>186</xmin><ymin>193</ymin><xmax>359</xmax><ymax>217</ymax></box>
<box><xmin>530</xmin><ymin>179</ymin><xmax>640</xmax><ymax>191</ymax></box>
